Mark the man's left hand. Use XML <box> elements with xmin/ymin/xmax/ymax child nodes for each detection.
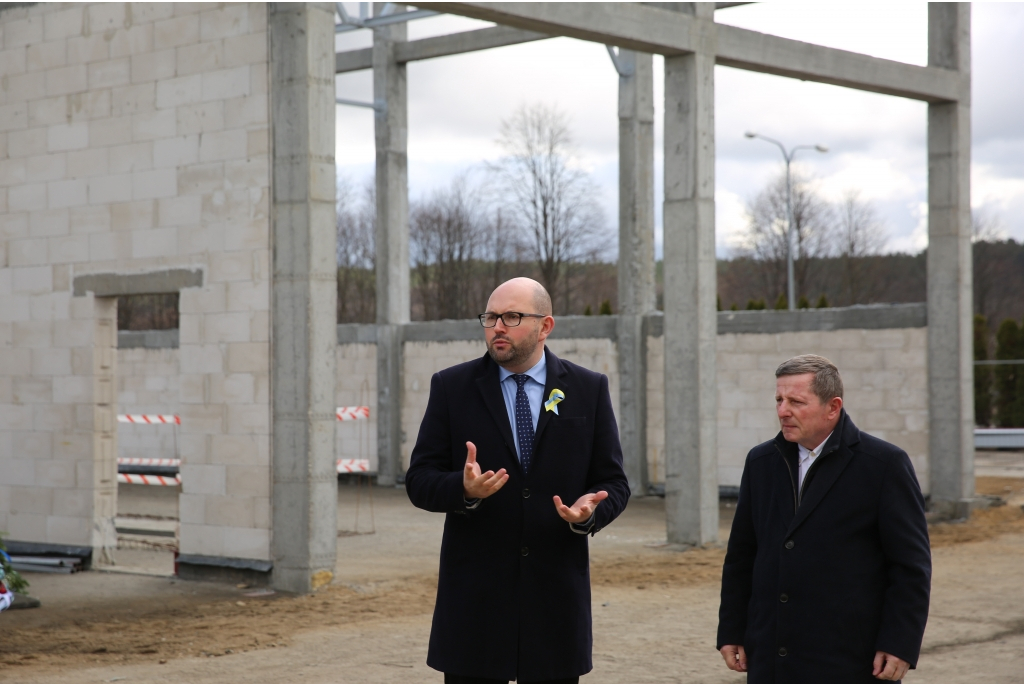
<box><xmin>553</xmin><ymin>491</ymin><xmax>608</xmax><ymax>524</ymax></box>
<box><xmin>873</xmin><ymin>651</ymin><xmax>909</xmax><ymax>681</ymax></box>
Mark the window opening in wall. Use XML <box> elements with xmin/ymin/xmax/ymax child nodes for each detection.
<box><xmin>117</xmin><ymin>293</ymin><xmax>180</xmax><ymax>331</ymax></box>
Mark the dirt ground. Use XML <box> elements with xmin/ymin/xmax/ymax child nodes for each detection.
<box><xmin>3</xmin><ymin>460</ymin><xmax>1024</xmax><ymax>683</ymax></box>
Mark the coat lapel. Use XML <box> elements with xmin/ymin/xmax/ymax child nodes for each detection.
<box><xmin>772</xmin><ymin>438</ymin><xmax>798</xmax><ymax>525</ymax></box>
<box><xmin>532</xmin><ymin>347</ymin><xmax>567</xmax><ymax>454</ymax></box>
<box><xmin>475</xmin><ymin>355</ymin><xmax>519</xmax><ymax>466</ymax></box>
<box><xmin>786</xmin><ymin>413</ymin><xmax>857</xmax><ymax>535</ymax></box>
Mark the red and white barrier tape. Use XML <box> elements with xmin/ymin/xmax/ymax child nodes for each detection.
<box><xmin>336</xmin><ymin>459</ymin><xmax>371</xmax><ymax>473</ymax></box>
<box><xmin>118</xmin><ymin>473</ymin><xmax>181</xmax><ymax>486</ymax></box>
<box><xmin>118</xmin><ymin>457</ymin><xmax>181</xmax><ymax>467</ymax></box>
<box><xmin>336</xmin><ymin>406</ymin><xmax>370</xmax><ymax>421</ymax></box>
<box><xmin>118</xmin><ymin>414</ymin><xmax>180</xmax><ymax>425</ymax></box>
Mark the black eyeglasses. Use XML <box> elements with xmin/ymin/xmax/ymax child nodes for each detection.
<box><xmin>478</xmin><ymin>312</ymin><xmax>546</xmax><ymax>328</ymax></box>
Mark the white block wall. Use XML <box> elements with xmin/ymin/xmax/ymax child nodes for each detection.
<box><xmin>339</xmin><ymin>327</ymin><xmax>930</xmax><ymax>490</ymax></box>
<box><xmin>646</xmin><ymin>327</ymin><xmax>930</xmax><ymax>491</ymax></box>
<box><xmin>0</xmin><ymin>2</ymin><xmax>272</xmax><ymax>558</ymax></box>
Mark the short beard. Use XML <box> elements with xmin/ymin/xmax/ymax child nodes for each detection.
<box><xmin>487</xmin><ymin>327</ymin><xmax>540</xmax><ymax>369</ymax></box>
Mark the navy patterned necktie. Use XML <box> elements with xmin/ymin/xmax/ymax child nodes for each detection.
<box><xmin>513</xmin><ymin>374</ymin><xmax>535</xmax><ymax>474</ymax></box>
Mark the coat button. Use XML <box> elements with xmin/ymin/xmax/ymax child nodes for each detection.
<box><xmin>784</xmin><ymin>540</ymin><xmax>795</xmax><ymax>550</ymax></box>
<box><xmin>778</xmin><ymin>647</ymin><xmax>788</xmax><ymax>657</ymax></box>
<box><xmin>522</xmin><ymin>488</ymin><xmax>530</xmax><ymax>498</ymax></box>
<box><xmin>521</xmin><ymin>546</ymin><xmax>529</xmax><ymax>556</ymax></box>
<box><xmin>780</xmin><ymin>593</ymin><xmax>789</xmax><ymax>603</ymax></box>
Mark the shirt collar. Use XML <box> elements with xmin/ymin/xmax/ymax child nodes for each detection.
<box><xmin>798</xmin><ymin>432</ymin><xmax>833</xmax><ymax>463</ymax></box>
<box><xmin>498</xmin><ymin>352</ymin><xmax>547</xmax><ymax>387</ymax></box>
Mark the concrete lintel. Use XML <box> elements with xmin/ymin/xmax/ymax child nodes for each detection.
<box><xmin>335</xmin><ymin>25</ymin><xmax>548</xmax><ymax>73</ymax></box>
<box><xmin>72</xmin><ymin>269</ymin><xmax>203</xmax><ymax>297</ymax></box>
<box><xmin>118</xmin><ymin>329</ymin><xmax>180</xmax><ymax>349</ymax></box>
<box><xmin>427</xmin><ymin>2</ymin><xmax>964</xmax><ymax>103</ymax></box>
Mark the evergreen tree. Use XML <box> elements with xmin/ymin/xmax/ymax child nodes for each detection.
<box><xmin>974</xmin><ymin>314</ymin><xmax>992</xmax><ymax>426</ymax></box>
<box><xmin>816</xmin><ymin>294</ymin><xmax>829</xmax><ymax>308</ymax></box>
<box><xmin>994</xmin><ymin>319</ymin><xmax>1024</xmax><ymax>427</ymax></box>
<box><xmin>774</xmin><ymin>294</ymin><xmax>788</xmax><ymax>310</ymax></box>
<box><xmin>797</xmin><ymin>295</ymin><xmax>810</xmax><ymax>309</ymax></box>
<box><xmin>598</xmin><ymin>299</ymin><xmax>613</xmax><ymax>315</ymax></box>
<box><xmin>583</xmin><ymin>304</ymin><xmax>592</xmax><ymax>316</ymax></box>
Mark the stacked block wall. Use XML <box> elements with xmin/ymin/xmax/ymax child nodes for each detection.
<box><xmin>0</xmin><ymin>2</ymin><xmax>272</xmax><ymax>558</ymax></box>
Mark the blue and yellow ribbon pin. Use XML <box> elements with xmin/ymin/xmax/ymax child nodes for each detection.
<box><xmin>544</xmin><ymin>388</ymin><xmax>565</xmax><ymax>415</ymax></box>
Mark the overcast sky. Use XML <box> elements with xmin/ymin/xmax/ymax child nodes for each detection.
<box><xmin>333</xmin><ymin>3</ymin><xmax>1024</xmax><ymax>259</ymax></box>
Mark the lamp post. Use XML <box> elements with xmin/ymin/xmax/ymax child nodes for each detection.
<box><xmin>744</xmin><ymin>132</ymin><xmax>828</xmax><ymax>311</ymax></box>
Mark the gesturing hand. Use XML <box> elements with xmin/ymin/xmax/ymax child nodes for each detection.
<box><xmin>873</xmin><ymin>651</ymin><xmax>909</xmax><ymax>681</ymax></box>
<box><xmin>553</xmin><ymin>491</ymin><xmax>608</xmax><ymax>524</ymax></box>
<box><xmin>720</xmin><ymin>645</ymin><xmax>747</xmax><ymax>673</ymax></box>
<box><xmin>462</xmin><ymin>441</ymin><xmax>508</xmax><ymax>500</ymax></box>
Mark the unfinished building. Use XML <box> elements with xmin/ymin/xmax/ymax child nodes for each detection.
<box><xmin>0</xmin><ymin>2</ymin><xmax>973</xmax><ymax>592</ymax></box>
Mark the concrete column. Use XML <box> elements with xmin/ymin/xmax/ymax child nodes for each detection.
<box><xmin>927</xmin><ymin>4</ymin><xmax>974</xmax><ymax>518</ymax></box>
<box><xmin>373</xmin><ymin>7</ymin><xmax>409</xmax><ymax>485</ymax></box>
<box><xmin>616</xmin><ymin>50</ymin><xmax>656</xmax><ymax>497</ymax></box>
<box><xmin>92</xmin><ymin>297</ymin><xmax>118</xmax><ymax>566</ymax></box>
<box><xmin>662</xmin><ymin>4</ymin><xmax>719</xmax><ymax>545</ymax></box>
<box><xmin>268</xmin><ymin>2</ymin><xmax>338</xmax><ymax>593</ymax></box>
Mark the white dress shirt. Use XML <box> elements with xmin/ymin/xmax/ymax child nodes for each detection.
<box><xmin>797</xmin><ymin>432</ymin><xmax>833</xmax><ymax>490</ymax></box>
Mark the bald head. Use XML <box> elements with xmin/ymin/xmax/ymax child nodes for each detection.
<box><xmin>483</xmin><ymin>277</ymin><xmax>555</xmax><ymax>372</ymax></box>
<box><xmin>487</xmin><ymin>277</ymin><xmax>552</xmax><ymax>316</ymax></box>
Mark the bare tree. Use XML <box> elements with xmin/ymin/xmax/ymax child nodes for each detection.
<box><xmin>336</xmin><ymin>175</ymin><xmax>376</xmax><ymax>323</ymax></box>
<box><xmin>737</xmin><ymin>171</ymin><xmax>834</xmax><ymax>303</ymax></box>
<box><xmin>835</xmin><ymin>191</ymin><xmax>887</xmax><ymax>304</ymax></box>
<box><xmin>410</xmin><ymin>175</ymin><xmax>483</xmax><ymax>320</ymax></box>
<box><xmin>972</xmin><ymin>206</ymin><xmax>1007</xmax><ymax>243</ymax></box>
<box><xmin>492</xmin><ymin>103</ymin><xmax>608</xmax><ymax>314</ymax></box>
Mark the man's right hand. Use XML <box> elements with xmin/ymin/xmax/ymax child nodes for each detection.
<box><xmin>720</xmin><ymin>645</ymin><xmax>747</xmax><ymax>673</ymax></box>
<box><xmin>463</xmin><ymin>441</ymin><xmax>508</xmax><ymax>499</ymax></box>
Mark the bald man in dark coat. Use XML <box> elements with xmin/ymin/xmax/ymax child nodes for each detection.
<box><xmin>406</xmin><ymin>278</ymin><xmax>630</xmax><ymax>683</ymax></box>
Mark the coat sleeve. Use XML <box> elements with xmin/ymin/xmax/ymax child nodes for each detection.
<box><xmin>717</xmin><ymin>453</ymin><xmax>757</xmax><ymax>649</ymax></box>
<box><xmin>874</xmin><ymin>450</ymin><xmax>932</xmax><ymax>668</ymax></box>
<box><xmin>405</xmin><ymin>372</ymin><xmax>467</xmax><ymax>513</ymax></box>
<box><xmin>586</xmin><ymin>374</ymin><xmax>630</xmax><ymax>534</ymax></box>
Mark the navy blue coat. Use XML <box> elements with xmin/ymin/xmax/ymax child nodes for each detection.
<box><xmin>406</xmin><ymin>347</ymin><xmax>630</xmax><ymax>681</ymax></box>
<box><xmin>717</xmin><ymin>410</ymin><xmax>931</xmax><ymax>683</ymax></box>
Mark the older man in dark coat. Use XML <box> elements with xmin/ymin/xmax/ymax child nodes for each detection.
<box><xmin>717</xmin><ymin>354</ymin><xmax>931</xmax><ymax>683</ymax></box>
<box><xmin>406</xmin><ymin>277</ymin><xmax>630</xmax><ymax>684</ymax></box>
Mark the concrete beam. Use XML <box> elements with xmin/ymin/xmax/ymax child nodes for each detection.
<box><xmin>72</xmin><ymin>268</ymin><xmax>203</xmax><ymax>297</ymax></box>
<box><xmin>335</xmin><ymin>25</ymin><xmax>548</xmax><ymax>73</ymax></box>
<box><xmin>715</xmin><ymin>24</ymin><xmax>965</xmax><ymax>104</ymax></box>
<box><xmin>374</xmin><ymin>7</ymin><xmax>410</xmax><ymax>486</ymax></box>
<box><xmin>424</xmin><ymin>2</ymin><xmax>964</xmax><ymax>102</ymax></box>
<box><xmin>269</xmin><ymin>2</ymin><xmax>339</xmax><ymax>594</ymax></box>
<box><xmin>616</xmin><ymin>49</ymin><xmax>656</xmax><ymax>497</ymax></box>
<box><xmin>661</xmin><ymin>4</ymin><xmax>719</xmax><ymax>546</ymax></box>
<box><xmin>926</xmin><ymin>3</ymin><xmax>974</xmax><ymax>518</ymax></box>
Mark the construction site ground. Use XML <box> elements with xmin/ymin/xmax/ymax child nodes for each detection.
<box><xmin>4</xmin><ymin>450</ymin><xmax>1024</xmax><ymax>684</ymax></box>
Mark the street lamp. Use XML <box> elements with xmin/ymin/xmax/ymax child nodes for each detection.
<box><xmin>744</xmin><ymin>132</ymin><xmax>828</xmax><ymax>311</ymax></box>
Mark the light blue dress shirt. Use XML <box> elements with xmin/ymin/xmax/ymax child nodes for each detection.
<box><xmin>498</xmin><ymin>354</ymin><xmax>546</xmax><ymax>464</ymax></box>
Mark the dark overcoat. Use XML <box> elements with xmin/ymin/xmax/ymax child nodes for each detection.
<box><xmin>406</xmin><ymin>347</ymin><xmax>630</xmax><ymax>682</ymax></box>
<box><xmin>717</xmin><ymin>410</ymin><xmax>932</xmax><ymax>683</ymax></box>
